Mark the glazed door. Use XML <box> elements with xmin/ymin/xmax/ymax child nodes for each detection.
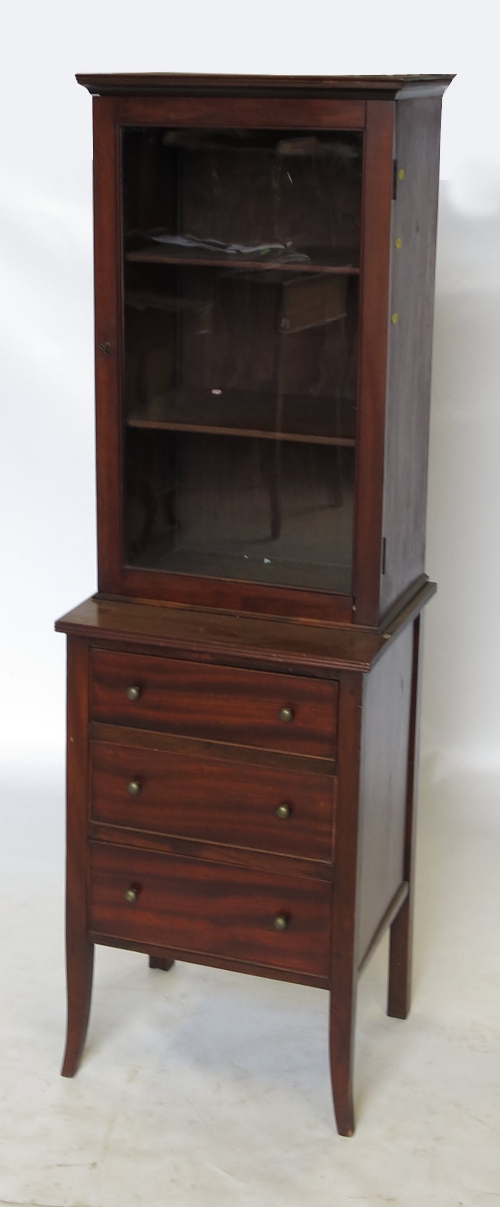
<box><xmin>93</xmin><ymin>96</ymin><xmax>392</xmax><ymax>623</ymax></box>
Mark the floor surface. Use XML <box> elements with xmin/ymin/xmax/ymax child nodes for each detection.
<box><xmin>1</xmin><ymin>758</ymin><xmax>499</xmax><ymax>1207</ymax></box>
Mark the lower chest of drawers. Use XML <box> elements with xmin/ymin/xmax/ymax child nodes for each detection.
<box><xmin>58</xmin><ymin>595</ymin><xmax>424</xmax><ymax>1136</ymax></box>
<box><xmin>86</xmin><ymin>648</ymin><xmax>337</xmax><ymax>982</ymax></box>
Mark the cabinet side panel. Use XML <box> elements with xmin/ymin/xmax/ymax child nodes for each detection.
<box><xmin>353</xmin><ymin>101</ymin><xmax>394</xmax><ymax>626</ymax></box>
<box><xmin>355</xmin><ymin>623</ymin><xmax>413</xmax><ymax>966</ymax></box>
<box><xmin>380</xmin><ymin>97</ymin><xmax>442</xmax><ymax>618</ymax></box>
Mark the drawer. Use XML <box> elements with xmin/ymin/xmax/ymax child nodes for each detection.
<box><xmin>90</xmin><ymin>741</ymin><xmax>335</xmax><ymax>862</ymax></box>
<box><xmin>89</xmin><ymin>841</ymin><xmax>330</xmax><ymax>978</ymax></box>
<box><xmin>90</xmin><ymin>650</ymin><xmax>337</xmax><ymax>758</ymax></box>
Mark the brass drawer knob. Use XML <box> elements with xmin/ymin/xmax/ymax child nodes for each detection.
<box><xmin>275</xmin><ymin>803</ymin><xmax>291</xmax><ymax>820</ymax></box>
<box><xmin>125</xmin><ymin>685</ymin><xmax>141</xmax><ymax>701</ymax></box>
<box><xmin>273</xmin><ymin>914</ymin><xmax>289</xmax><ymax>931</ymax></box>
<box><xmin>278</xmin><ymin>706</ymin><xmax>294</xmax><ymax>723</ymax></box>
<box><xmin>124</xmin><ymin>887</ymin><xmax>139</xmax><ymax>904</ymax></box>
<box><xmin>127</xmin><ymin>780</ymin><xmax>141</xmax><ymax>796</ymax></box>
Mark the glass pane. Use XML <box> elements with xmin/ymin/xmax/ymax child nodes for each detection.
<box><xmin>121</xmin><ymin>127</ymin><xmax>361</xmax><ymax>594</ymax></box>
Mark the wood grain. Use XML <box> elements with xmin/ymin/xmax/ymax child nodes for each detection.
<box><xmin>358</xmin><ymin>881</ymin><xmax>408</xmax><ymax>974</ymax></box>
<box><xmin>149</xmin><ymin>954</ymin><xmax>174</xmax><ymax>971</ymax></box>
<box><xmin>126</xmin><ymin>248</ymin><xmax>359</xmax><ymax>273</ymax></box>
<box><xmin>89</xmin><ymin>721</ymin><xmax>336</xmax><ymax>776</ymax></box>
<box><xmin>89</xmin><ymin>821</ymin><xmax>334</xmax><ymax>882</ymax></box>
<box><xmin>352</xmin><ymin>100</ymin><xmax>394</xmax><ymax>626</ymax></box>
<box><xmin>89</xmin><ymin>840</ymin><xmax>331</xmax><ymax>977</ymax></box>
<box><xmin>91</xmin><ymin>932</ymin><xmax>329</xmax><ymax>989</ymax></box>
<box><xmin>90</xmin><ymin>739</ymin><xmax>335</xmax><ymax>861</ymax></box>
<box><xmin>61</xmin><ymin>639</ymin><xmax>94</xmax><ymax>1078</ymax></box>
<box><xmin>112</xmin><ymin>96</ymin><xmax>366</xmax><ymax>130</ymax></box>
<box><xmin>380</xmin><ymin>98</ymin><xmax>442</xmax><ymax>618</ymax></box>
<box><xmin>329</xmin><ymin>671</ymin><xmax>363</xmax><ymax>1136</ymax></box>
<box><xmin>55</xmin><ymin>595</ymin><xmax>385</xmax><ymax>671</ymax></box>
<box><xmin>76</xmin><ymin>74</ymin><xmax>454</xmax><ymax>101</ymax></box>
<box><xmin>90</xmin><ymin>649</ymin><xmax>338</xmax><ymax>757</ymax></box>
<box><xmin>388</xmin><ymin>614</ymin><xmax>422</xmax><ymax>1018</ymax></box>
<box><xmin>126</xmin><ymin>389</ymin><xmax>356</xmax><ymax>447</ymax></box>
<box><xmin>93</xmin><ymin>98</ymin><xmax>123</xmax><ymax>595</ymax></box>
<box><xmin>88</xmin><ymin>79</ymin><xmax>448</xmax><ymax>625</ymax></box>
<box><xmin>92</xmin><ymin>93</ymin><xmax>360</xmax><ymax>621</ymax></box>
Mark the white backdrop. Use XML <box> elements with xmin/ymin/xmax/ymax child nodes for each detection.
<box><xmin>1</xmin><ymin>0</ymin><xmax>500</xmax><ymax>777</ymax></box>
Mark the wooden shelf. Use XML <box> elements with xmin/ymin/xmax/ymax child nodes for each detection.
<box><xmin>126</xmin><ymin>390</ymin><xmax>356</xmax><ymax>447</ymax></box>
<box><xmin>128</xmin><ymin>544</ymin><xmax>353</xmax><ymax>594</ymax></box>
<box><xmin>125</xmin><ymin>244</ymin><xmax>359</xmax><ymax>275</ymax></box>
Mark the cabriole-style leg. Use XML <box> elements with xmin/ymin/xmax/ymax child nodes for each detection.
<box><xmin>329</xmin><ymin>986</ymin><xmax>356</xmax><ymax>1137</ymax></box>
<box><xmin>329</xmin><ymin>671</ymin><xmax>363</xmax><ymax>1136</ymax></box>
<box><xmin>387</xmin><ymin>615</ymin><xmax>422</xmax><ymax>1021</ymax></box>
<box><xmin>61</xmin><ymin>939</ymin><xmax>95</xmax><ymax>1077</ymax></box>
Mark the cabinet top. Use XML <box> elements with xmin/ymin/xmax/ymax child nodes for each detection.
<box><xmin>76</xmin><ymin>73</ymin><xmax>454</xmax><ymax>100</ymax></box>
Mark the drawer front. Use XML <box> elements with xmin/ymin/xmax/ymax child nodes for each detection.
<box><xmin>91</xmin><ymin>650</ymin><xmax>337</xmax><ymax>758</ymax></box>
<box><xmin>91</xmin><ymin>741</ymin><xmax>335</xmax><ymax>861</ymax></box>
<box><xmin>89</xmin><ymin>842</ymin><xmax>330</xmax><ymax>977</ymax></box>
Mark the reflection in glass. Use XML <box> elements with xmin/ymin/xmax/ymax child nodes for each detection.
<box><xmin>121</xmin><ymin>127</ymin><xmax>362</xmax><ymax>593</ymax></box>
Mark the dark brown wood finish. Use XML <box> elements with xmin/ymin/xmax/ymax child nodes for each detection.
<box><xmin>329</xmin><ymin>671</ymin><xmax>363</xmax><ymax>1137</ymax></box>
<box><xmin>77</xmin><ymin>74</ymin><xmax>454</xmax><ymax>100</ymax></box>
<box><xmin>57</xmin><ymin>596</ymin><xmax>384</xmax><ymax>670</ymax></box>
<box><xmin>89</xmin><ymin>841</ymin><xmax>331</xmax><ymax>977</ymax></box>
<box><xmin>90</xmin><ymin>740</ymin><xmax>335</xmax><ymax>861</ymax></box>
<box><xmin>89</xmin><ymin>722</ymin><xmax>336</xmax><ymax>777</ymax></box>
<box><xmin>355</xmin><ymin>621</ymin><xmax>414</xmax><ymax>966</ymax></box>
<box><xmin>126</xmin><ymin>390</ymin><xmax>357</xmax><ymax>446</ymax></box>
<box><xmin>112</xmin><ymin>95</ymin><xmax>365</xmax><ymax>129</ymax></box>
<box><xmin>56</xmin><ymin>580</ymin><xmax>436</xmax><ymax>673</ymax></box>
<box><xmin>125</xmin><ymin>249</ymin><xmax>359</xmax><ymax>273</ymax></box>
<box><xmin>90</xmin><ymin>649</ymin><xmax>338</xmax><ymax>756</ymax></box>
<box><xmin>93</xmin><ymin>98</ymin><xmax>122</xmax><ymax>596</ymax></box>
<box><xmin>92</xmin><ymin>91</ymin><xmax>362</xmax><ymax>623</ymax></box>
<box><xmin>58</xmin><ymin>74</ymin><xmax>448</xmax><ymax>1130</ymax></box>
<box><xmin>61</xmin><ymin>639</ymin><xmax>94</xmax><ymax>1078</ymax></box>
<box><xmin>107</xmin><ymin>573</ymin><xmax>354</xmax><ymax>625</ymax></box>
<box><xmin>388</xmin><ymin>614</ymin><xmax>423</xmax><ymax>1018</ymax></box>
<box><xmin>149</xmin><ymin>955</ymin><xmax>174</xmax><ymax>971</ymax></box>
<box><xmin>89</xmin><ymin>75</ymin><xmax>447</xmax><ymax>626</ymax></box>
<box><xmin>353</xmin><ymin>100</ymin><xmax>394</xmax><ymax>626</ymax></box>
<box><xmin>88</xmin><ymin>821</ymin><xmax>334</xmax><ymax>883</ymax></box>
<box><xmin>358</xmin><ymin>881</ymin><xmax>408</xmax><ymax>974</ymax></box>
<box><xmin>92</xmin><ymin>932</ymin><xmax>330</xmax><ymax>990</ymax></box>
<box><xmin>380</xmin><ymin>99</ymin><xmax>443</xmax><ymax>619</ymax></box>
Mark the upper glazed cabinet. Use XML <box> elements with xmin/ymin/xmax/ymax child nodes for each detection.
<box><xmin>82</xmin><ymin>75</ymin><xmax>451</xmax><ymax>626</ymax></box>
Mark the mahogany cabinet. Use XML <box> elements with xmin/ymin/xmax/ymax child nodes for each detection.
<box><xmin>56</xmin><ymin>73</ymin><xmax>452</xmax><ymax>1135</ymax></box>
